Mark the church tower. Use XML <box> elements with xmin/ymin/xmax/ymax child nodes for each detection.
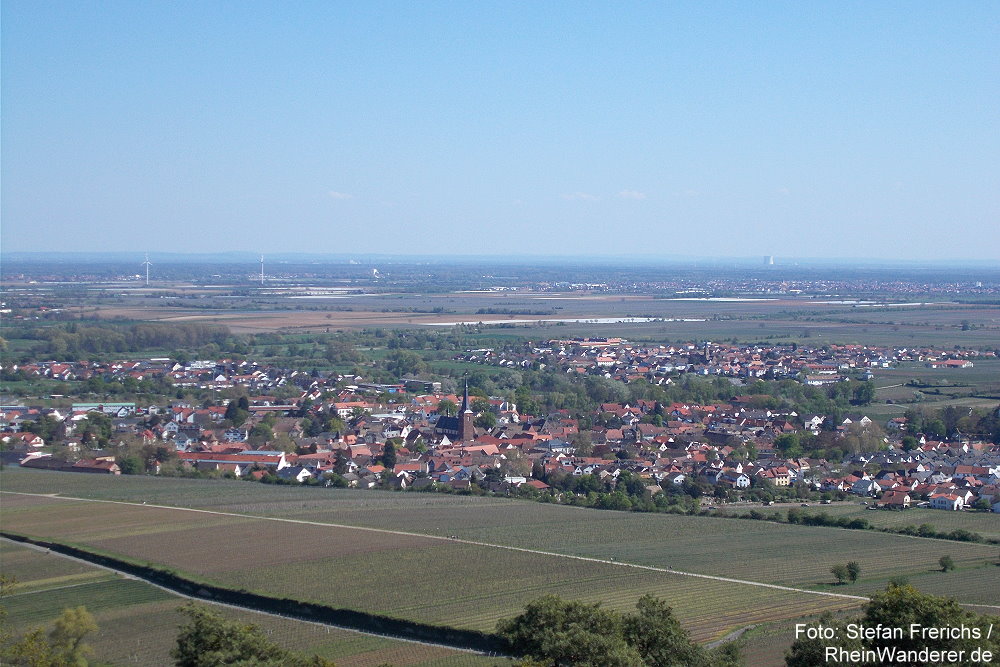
<box><xmin>458</xmin><ymin>380</ymin><xmax>474</xmax><ymax>442</ymax></box>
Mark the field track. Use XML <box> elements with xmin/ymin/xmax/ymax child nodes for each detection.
<box><xmin>9</xmin><ymin>490</ymin><xmax>995</xmax><ymax>612</ymax></box>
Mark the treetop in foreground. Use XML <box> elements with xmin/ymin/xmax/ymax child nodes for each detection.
<box><xmin>497</xmin><ymin>593</ymin><xmax>740</xmax><ymax>667</ymax></box>
<box><xmin>786</xmin><ymin>583</ymin><xmax>1000</xmax><ymax>666</ymax></box>
<box><xmin>172</xmin><ymin>603</ymin><xmax>334</xmax><ymax>667</ymax></box>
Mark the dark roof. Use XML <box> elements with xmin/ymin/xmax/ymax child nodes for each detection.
<box><xmin>436</xmin><ymin>415</ymin><xmax>461</xmax><ymax>434</ymax></box>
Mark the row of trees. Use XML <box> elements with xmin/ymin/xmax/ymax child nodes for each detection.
<box><xmin>830</xmin><ymin>561</ymin><xmax>861</xmax><ymax>584</ymax></box>
<box><xmin>20</xmin><ymin>322</ymin><xmax>235</xmax><ymax>358</ymax></box>
<box><xmin>905</xmin><ymin>405</ymin><xmax>1000</xmax><ymax>442</ymax></box>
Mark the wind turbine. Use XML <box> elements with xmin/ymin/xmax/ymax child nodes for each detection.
<box><xmin>142</xmin><ymin>253</ymin><xmax>152</xmax><ymax>286</ymax></box>
<box><xmin>259</xmin><ymin>254</ymin><xmax>265</xmax><ymax>286</ymax></box>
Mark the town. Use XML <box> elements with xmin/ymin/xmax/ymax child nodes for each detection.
<box><xmin>4</xmin><ymin>334</ymin><xmax>999</xmax><ymax>525</ymax></box>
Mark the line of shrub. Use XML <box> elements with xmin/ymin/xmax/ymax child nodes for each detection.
<box><xmin>719</xmin><ymin>509</ymin><xmax>994</xmax><ymax>544</ymax></box>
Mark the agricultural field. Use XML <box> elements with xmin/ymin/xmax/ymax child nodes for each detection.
<box><xmin>0</xmin><ymin>491</ymin><xmax>863</xmax><ymax>645</ymax></box>
<box><xmin>811</xmin><ymin>305</ymin><xmax>1000</xmax><ymax>327</ymax></box>
<box><xmin>4</xmin><ymin>470</ymin><xmax>997</xmax><ymax>603</ymax></box>
<box><xmin>0</xmin><ymin>540</ymin><xmax>503</xmax><ymax>667</ymax></box>
<box><xmin>718</xmin><ymin>501</ymin><xmax>1000</xmax><ymax>542</ymax></box>
<box><xmin>873</xmin><ymin>359</ymin><xmax>1000</xmax><ymax>398</ymax></box>
<box><xmin>20</xmin><ymin>284</ymin><xmax>999</xmax><ymax>348</ymax></box>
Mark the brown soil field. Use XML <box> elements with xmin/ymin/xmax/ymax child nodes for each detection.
<box><xmin>89</xmin><ymin>307</ymin><xmax>458</xmax><ymax>331</ymax></box>
<box><xmin>77</xmin><ymin>291</ymin><xmax>1000</xmax><ymax>342</ymax></box>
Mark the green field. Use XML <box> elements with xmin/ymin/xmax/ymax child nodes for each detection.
<box><xmin>0</xmin><ymin>540</ymin><xmax>502</xmax><ymax>667</ymax></box>
<box><xmin>0</xmin><ymin>492</ymin><xmax>862</xmax><ymax>644</ymax></box>
<box><xmin>4</xmin><ymin>470</ymin><xmax>997</xmax><ymax>599</ymax></box>
<box><xmin>719</xmin><ymin>501</ymin><xmax>1000</xmax><ymax>542</ymax></box>
<box><xmin>3</xmin><ymin>469</ymin><xmax>998</xmax><ymax>667</ymax></box>
<box><xmin>441</xmin><ymin>317</ymin><xmax>1000</xmax><ymax>349</ymax></box>
<box><xmin>874</xmin><ymin>359</ymin><xmax>1000</xmax><ymax>396</ymax></box>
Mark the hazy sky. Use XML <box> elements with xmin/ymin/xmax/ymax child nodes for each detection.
<box><xmin>2</xmin><ymin>2</ymin><xmax>998</xmax><ymax>260</ymax></box>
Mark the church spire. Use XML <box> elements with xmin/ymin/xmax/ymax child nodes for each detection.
<box><xmin>459</xmin><ymin>377</ymin><xmax>474</xmax><ymax>442</ymax></box>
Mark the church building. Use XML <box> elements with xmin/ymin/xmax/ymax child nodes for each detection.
<box><xmin>434</xmin><ymin>382</ymin><xmax>475</xmax><ymax>442</ymax></box>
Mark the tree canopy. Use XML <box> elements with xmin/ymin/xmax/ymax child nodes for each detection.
<box><xmin>497</xmin><ymin>594</ymin><xmax>739</xmax><ymax>667</ymax></box>
<box><xmin>172</xmin><ymin>603</ymin><xmax>334</xmax><ymax>667</ymax></box>
<box><xmin>1</xmin><ymin>604</ymin><xmax>98</xmax><ymax>667</ymax></box>
<box><xmin>786</xmin><ymin>583</ymin><xmax>1000</xmax><ymax>666</ymax></box>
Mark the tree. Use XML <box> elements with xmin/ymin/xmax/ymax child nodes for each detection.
<box><xmin>333</xmin><ymin>449</ymin><xmax>349</xmax><ymax>475</ymax></box>
<box><xmin>846</xmin><ymin>561</ymin><xmax>861</xmax><ymax>583</ymax></box>
<box><xmin>923</xmin><ymin>418</ymin><xmax>946</xmax><ymax>439</ymax></box>
<box><xmin>224</xmin><ymin>401</ymin><xmax>249</xmax><ymax>427</ymax></box>
<box><xmin>831</xmin><ymin>563</ymin><xmax>849</xmax><ymax>584</ymax></box>
<box><xmin>2</xmin><ymin>605</ymin><xmax>98</xmax><ymax>667</ymax></box>
<box><xmin>172</xmin><ymin>603</ymin><xmax>334</xmax><ymax>667</ymax></box>
<box><xmin>380</xmin><ymin>441</ymin><xmax>397</xmax><ymax>470</ymax></box>
<box><xmin>774</xmin><ymin>433</ymin><xmax>802</xmax><ymax>459</ymax></box>
<box><xmin>325</xmin><ymin>416</ymin><xmax>347</xmax><ymax>434</ymax></box>
<box><xmin>497</xmin><ymin>594</ymin><xmax>735</xmax><ymax>667</ymax></box>
<box><xmin>436</xmin><ymin>399</ymin><xmax>457</xmax><ymax>417</ymax></box>
<box><xmin>862</xmin><ymin>583</ymin><xmax>997</xmax><ymax>657</ymax></box>
<box><xmin>78</xmin><ymin>412</ymin><xmax>113</xmax><ymax>448</ymax></box>
<box><xmin>48</xmin><ymin>606</ymin><xmax>98</xmax><ymax>665</ymax></box>
<box><xmin>785</xmin><ymin>612</ymin><xmax>861</xmax><ymax>667</ymax></box>
<box><xmin>385</xmin><ymin>350</ymin><xmax>426</xmax><ymax>377</ymax></box>
<box><xmin>248</xmin><ymin>423</ymin><xmax>273</xmax><ymax>443</ymax></box>
<box><xmin>496</xmin><ymin>595</ymin><xmax>643</xmax><ymax>667</ymax></box>
<box><xmin>324</xmin><ymin>339</ymin><xmax>360</xmax><ymax>365</ymax></box>
<box><xmin>787</xmin><ymin>583</ymin><xmax>1000</xmax><ymax>666</ymax></box>
<box><xmin>939</xmin><ymin>555</ymin><xmax>955</xmax><ymax>572</ymax></box>
<box><xmin>117</xmin><ymin>454</ymin><xmax>144</xmax><ymax>475</ymax></box>
<box><xmin>571</xmin><ymin>431</ymin><xmax>594</xmax><ymax>456</ymax></box>
<box><xmin>852</xmin><ymin>381</ymin><xmax>876</xmax><ymax>406</ymax></box>
<box><xmin>474</xmin><ymin>411</ymin><xmax>497</xmax><ymax>429</ymax></box>
<box><xmin>622</xmin><ymin>595</ymin><xmax>710</xmax><ymax>667</ymax></box>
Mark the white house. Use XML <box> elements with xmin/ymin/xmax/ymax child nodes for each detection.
<box><xmin>929</xmin><ymin>493</ymin><xmax>964</xmax><ymax>511</ymax></box>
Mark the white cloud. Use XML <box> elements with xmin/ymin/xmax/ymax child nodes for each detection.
<box><xmin>328</xmin><ymin>191</ymin><xmax>354</xmax><ymax>200</ymax></box>
<box><xmin>562</xmin><ymin>192</ymin><xmax>599</xmax><ymax>201</ymax></box>
<box><xmin>618</xmin><ymin>189</ymin><xmax>646</xmax><ymax>200</ymax></box>
<box><xmin>776</xmin><ymin>187</ymin><xmax>791</xmax><ymax>196</ymax></box>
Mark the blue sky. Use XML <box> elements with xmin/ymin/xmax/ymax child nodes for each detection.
<box><xmin>2</xmin><ymin>1</ymin><xmax>998</xmax><ymax>260</ymax></box>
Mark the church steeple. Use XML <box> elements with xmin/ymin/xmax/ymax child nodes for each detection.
<box><xmin>459</xmin><ymin>378</ymin><xmax>474</xmax><ymax>442</ymax></box>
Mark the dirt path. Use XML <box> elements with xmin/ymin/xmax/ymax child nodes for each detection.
<box><xmin>706</xmin><ymin>624</ymin><xmax>757</xmax><ymax>649</ymax></box>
